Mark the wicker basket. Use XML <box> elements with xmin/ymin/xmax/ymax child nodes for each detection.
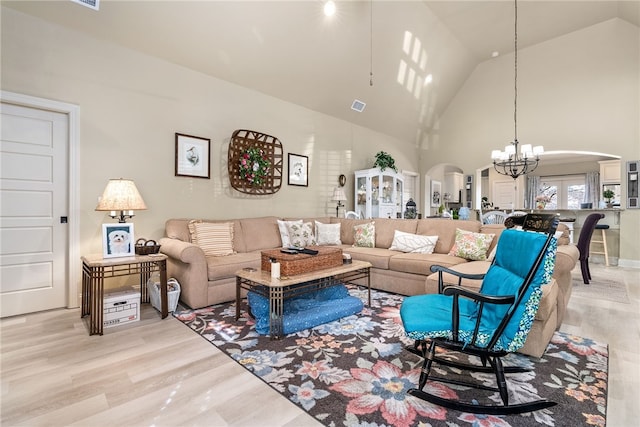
<box><xmin>147</xmin><ymin>275</ymin><xmax>181</xmax><ymax>313</ymax></box>
<box><xmin>135</xmin><ymin>238</ymin><xmax>161</xmax><ymax>255</ymax></box>
<box><xmin>261</xmin><ymin>246</ymin><xmax>343</xmax><ymax>276</ymax></box>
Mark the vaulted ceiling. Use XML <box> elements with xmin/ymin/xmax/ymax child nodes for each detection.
<box><xmin>4</xmin><ymin>0</ymin><xmax>639</xmax><ymax>143</ymax></box>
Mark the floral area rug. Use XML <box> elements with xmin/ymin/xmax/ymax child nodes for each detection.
<box><xmin>174</xmin><ymin>287</ymin><xmax>608</xmax><ymax>427</ymax></box>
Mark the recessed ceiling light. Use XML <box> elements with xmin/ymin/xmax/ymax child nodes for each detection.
<box><xmin>491</xmin><ymin>51</ymin><xmax>500</xmax><ymax>58</ymax></box>
<box><xmin>424</xmin><ymin>74</ymin><xmax>433</xmax><ymax>85</ymax></box>
<box><xmin>351</xmin><ymin>99</ymin><xmax>366</xmax><ymax>113</ymax></box>
<box><xmin>324</xmin><ymin>1</ymin><xmax>336</xmax><ymax>17</ymax></box>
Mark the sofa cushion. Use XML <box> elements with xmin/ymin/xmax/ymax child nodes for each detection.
<box><xmin>206</xmin><ymin>252</ymin><xmax>261</xmax><ymax>280</ymax></box>
<box><xmin>388</xmin><ymin>253</ymin><xmax>468</xmax><ymax>276</ymax></box>
<box><xmin>353</xmin><ymin>222</ymin><xmax>375</xmax><ymax>248</ymax></box>
<box><xmin>342</xmin><ymin>246</ymin><xmax>393</xmax><ymax>269</ymax></box>
<box><xmin>240</xmin><ymin>217</ymin><xmax>281</xmax><ymax>252</ymax></box>
<box><xmin>315</xmin><ymin>221</ymin><xmax>341</xmax><ymax>245</ymax></box>
<box><xmin>371</xmin><ymin>218</ymin><xmax>418</xmax><ymax>248</ymax></box>
<box><xmin>187</xmin><ymin>220</ymin><xmax>236</xmax><ymax>257</ymax></box>
<box><xmin>389</xmin><ymin>230</ymin><xmax>438</xmax><ymax>254</ymax></box>
<box><xmin>334</xmin><ymin>218</ymin><xmax>373</xmax><ymax>245</ymax></box>
<box><xmin>448</xmin><ymin>228</ymin><xmax>495</xmax><ymax>261</ymax></box>
<box><xmin>416</xmin><ymin>219</ymin><xmax>480</xmax><ymax>254</ymax></box>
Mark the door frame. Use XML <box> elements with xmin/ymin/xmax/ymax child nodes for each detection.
<box><xmin>1</xmin><ymin>90</ymin><xmax>81</xmax><ymax>309</ymax></box>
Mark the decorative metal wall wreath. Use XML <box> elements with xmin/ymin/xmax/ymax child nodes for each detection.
<box><xmin>228</xmin><ymin>129</ymin><xmax>283</xmax><ymax>194</ymax></box>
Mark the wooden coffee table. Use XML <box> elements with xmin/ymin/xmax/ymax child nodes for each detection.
<box><xmin>235</xmin><ymin>260</ymin><xmax>371</xmax><ymax>339</ymax></box>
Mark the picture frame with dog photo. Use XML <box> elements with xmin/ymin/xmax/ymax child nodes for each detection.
<box><xmin>102</xmin><ymin>223</ymin><xmax>135</xmax><ymax>258</ymax></box>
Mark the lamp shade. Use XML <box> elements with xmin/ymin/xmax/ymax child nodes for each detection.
<box><xmin>95</xmin><ymin>179</ymin><xmax>147</xmax><ymax>211</ymax></box>
<box><xmin>331</xmin><ymin>187</ymin><xmax>347</xmax><ymax>202</ymax></box>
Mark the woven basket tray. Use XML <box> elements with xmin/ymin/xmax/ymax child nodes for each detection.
<box><xmin>261</xmin><ymin>246</ymin><xmax>343</xmax><ymax>276</ymax></box>
<box><xmin>135</xmin><ymin>238</ymin><xmax>161</xmax><ymax>255</ymax></box>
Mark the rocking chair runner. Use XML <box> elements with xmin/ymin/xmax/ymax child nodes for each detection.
<box><xmin>399</xmin><ymin>213</ymin><xmax>559</xmax><ymax>415</ymax></box>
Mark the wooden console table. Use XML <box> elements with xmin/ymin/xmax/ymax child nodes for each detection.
<box><xmin>81</xmin><ymin>253</ymin><xmax>168</xmax><ymax>335</ymax></box>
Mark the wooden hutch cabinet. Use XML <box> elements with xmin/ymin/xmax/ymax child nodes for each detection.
<box><xmin>354</xmin><ymin>168</ymin><xmax>404</xmax><ymax>219</ymax></box>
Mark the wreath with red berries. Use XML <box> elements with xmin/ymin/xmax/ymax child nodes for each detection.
<box><xmin>238</xmin><ymin>147</ymin><xmax>270</xmax><ymax>186</ymax></box>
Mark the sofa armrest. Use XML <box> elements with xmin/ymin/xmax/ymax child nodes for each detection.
<box><xmin>159</xmin><ymin>237</ymin><xmax>208</xmax><ymax>309</ymax></box>
<box><xmin>159</xmin><ymin>237</ymin><xmax>205</xmax><ymax>263</ymax></box>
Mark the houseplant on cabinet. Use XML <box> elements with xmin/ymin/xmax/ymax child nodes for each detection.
<box><xmin>373</xmin><ymin>151</ymin><xmax>397</xmax><ymax>172</ymax></box>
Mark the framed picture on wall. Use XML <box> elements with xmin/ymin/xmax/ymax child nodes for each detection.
<box><xmin>102</xmin><ymin>223</ymin><xmax>135</xmax><ymax>258</ymax></box>
<box><xmin>288</xmin><ymin>153</ymin><xmax>308</xmax><ymax>186</ymax></box>
<box><xmin>175</xmin><ymin>133</ymin><xmax>210</xmax><ymax>179</ymax></box>
<box><xmin>431</xmin><ymin>180</ymin><xmax>442</xmax><ymax>207</ymax></box>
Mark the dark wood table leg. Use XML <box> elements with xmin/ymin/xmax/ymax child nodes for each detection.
<box><xmin>235</xmin><ymin>277</ymin><xmax>241</xmax><ymax>320</ymax></box>
<box><xmin>159</xmin><ymin>259</ymin><xmax>168</xmax><ymax>318</ymax></box>
<box><xmin>90</xmin><ymin>266</ymin><xmax>104</xmax><ymax>335</ymax></box>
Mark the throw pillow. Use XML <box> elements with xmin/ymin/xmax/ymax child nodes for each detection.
<box><xmin>277</xmin><ymin>219</ymin><xmax>302</xmax><ymax>248</ymax></box>
<box><xmin>353</xmin><ymin>222</ymin><xmax>375</xmax><ymax>248</ymax></box>
<box><xmin>286</xmin><ymin>221</ymin><xmax>317</xmax><ymax>248</ymax></box>
<box><xmin>187</xmin><ymin>220</ymin><xmax>235</xmax><ymax>257</ymax></box>
<box><xmin>448</xmin><ymin>228</ymin><xmax>495</xmax><ymax>261</ymax></box>
<box><xmin>389</xmin><ymin>230</ymin><xmax>438</xmax><ymax>254</ymax></box>
<box><xmin>315</xmin><ymin>221</ymin><xmax>342</xmax><ymax>246</ymax></box>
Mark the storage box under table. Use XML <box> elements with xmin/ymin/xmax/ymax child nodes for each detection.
<box><xmin>103</xmin><ymin>288</ymin><xmax>141</xmax><ymax>328</ymax></box>
<box><xmin>261</xmin><ymin>246</ymin><xmax>343</xmax><ymax>276</ymax></box>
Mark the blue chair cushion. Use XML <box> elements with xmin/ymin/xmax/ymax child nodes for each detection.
<box><xmin>248</xmin><ymin>284</ymin><xmax>364</xmax><ymax>335</ymax></box>
<box><xmin>400</xmin><ymin>229</ymin><xmax>557</xmax><ymax>352</ymax></box>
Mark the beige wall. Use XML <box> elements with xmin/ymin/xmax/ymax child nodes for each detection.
<box><xmin>2</xmin><ymin>8</ymin><xmax>639</xmax><ymax>266</ymax></box>
<box><xmin>425</xmin><ymin>18</ymin><xmax>640</xmax><ymax>266</ymax></box>
<box><xmin>1</xmin><ymin>7</ymin><xmax>419</xmax><ymax>257</ymax></box>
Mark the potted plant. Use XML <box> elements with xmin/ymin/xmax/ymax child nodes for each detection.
<box><xmin>373</xmin><ymin>151</ymin><xmax>397</xmax><ymax>172</ymax></box>
<box><xmin>603</xmin><ymin>189</ymin><xmax>615</xmax><ymax>208</ymax></box>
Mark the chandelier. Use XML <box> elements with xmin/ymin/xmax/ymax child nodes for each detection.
<box><xmin>491</xmin><ymin>0</ymin><xmax>543</xmax><ymax>180</ymax></box>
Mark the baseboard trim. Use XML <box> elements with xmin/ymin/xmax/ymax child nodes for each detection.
<box><xmin>618</xmin><ymin>258</ymin><xmax>640</xmax><ymax>269</ymax></box>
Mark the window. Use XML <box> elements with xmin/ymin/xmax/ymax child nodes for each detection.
<box><xmin>539</xmin><ymin>175</ymin><xmax>586</xmax><ymax>209</ymax></box>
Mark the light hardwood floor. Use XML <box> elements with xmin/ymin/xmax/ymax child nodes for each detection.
<box><xmin>1</xmin><ymin>264</ymin><xmax>639</xmax><ymax>426</ymax></box>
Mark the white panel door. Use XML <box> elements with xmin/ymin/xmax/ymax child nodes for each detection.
<box><xmin>0</xmin><ymin>103</ymin><xmax>68</xmax><ymax>317</ymax></box>
<box><xmin>492</xmin><ymin>180</ymin><xmax>518</xmax><ymax>210</ymax></box>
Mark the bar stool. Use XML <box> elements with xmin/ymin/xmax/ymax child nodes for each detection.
<box><xmin>590</xmin><ymin>224</ymin><xmax>610</xmax><ymax>266</ymax></box>
<box><xmin>576</xmin><ymin>213</ymin><xmax>604</xmax><ymax>284</ymax></box>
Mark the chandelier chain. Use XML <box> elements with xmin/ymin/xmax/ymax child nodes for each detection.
<box><xmin>370</xmin><ymin>0</ymin><xmax>374</xmax><ymax>86</ymax></box>
<box><xmin>514</xmin><ymin>0</ymin><xmax>518</xmax><ymax>141</ymax></box>
<box><xmin>490</xmin><ymin>0</ymin><xmax>543</xmax><ymax>181</ymax></box>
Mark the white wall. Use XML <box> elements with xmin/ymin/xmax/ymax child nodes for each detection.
<box><xmin>426</xmin><ymin>18</ymin><xmax>640</xmax><ymax>265</ymax></box>
<box><xmin>1</xmin><ymin>7</ymin><xmax>419</xmax><ymax>256</ymax></box>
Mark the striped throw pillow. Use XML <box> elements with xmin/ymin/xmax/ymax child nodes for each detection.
<box><xmin>188</xmin><ymin>220</ymin><xmax>235</xmax><ymax>256</ymax></box>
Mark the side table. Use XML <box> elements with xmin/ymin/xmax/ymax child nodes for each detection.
<box><xmin>81</xmin><ymin>253</ymin><xmax>168</xmax><ymax>335</ymax></box>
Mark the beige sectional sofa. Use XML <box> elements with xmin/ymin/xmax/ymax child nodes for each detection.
<box><xmin>159</xmin><ymin>215</ymin><xmax>579</xmax><ymax>357</ymax></box>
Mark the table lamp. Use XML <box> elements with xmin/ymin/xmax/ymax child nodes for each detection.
<box><xmin>331</xmin><ymin>187</ymin><xmax>347</xmax><ymax>217</ymax></box>
<box><xmin>95</xmin><ymin>178</ymin><xmax>147</xmax><ymax>223</ymax></box>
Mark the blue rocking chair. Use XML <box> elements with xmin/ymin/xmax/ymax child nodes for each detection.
<box><xmin>400</xmin><ymin>213</ymin><xmax>559</xmax><ymax>415</ymax></box>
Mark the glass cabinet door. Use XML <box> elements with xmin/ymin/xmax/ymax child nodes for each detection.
<box><xmin>356</xmin><ymin>175</ymin><xmax>368</xmax><ymax>218</ymax></box>
<box><xmin>371</xmin><ymin>175</ymin><xmax>380</xmax><ymax>218</ymax></box>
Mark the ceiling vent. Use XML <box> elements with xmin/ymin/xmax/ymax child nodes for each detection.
<box><xmin>71</xmin><ymin>0</ymin><xmax>99</xmax><ymax>10</ymax></box>
<box><xmin>351</xmin><ymin>99</ymin><xmax>366</xmax><ymax>113</ymax></box>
